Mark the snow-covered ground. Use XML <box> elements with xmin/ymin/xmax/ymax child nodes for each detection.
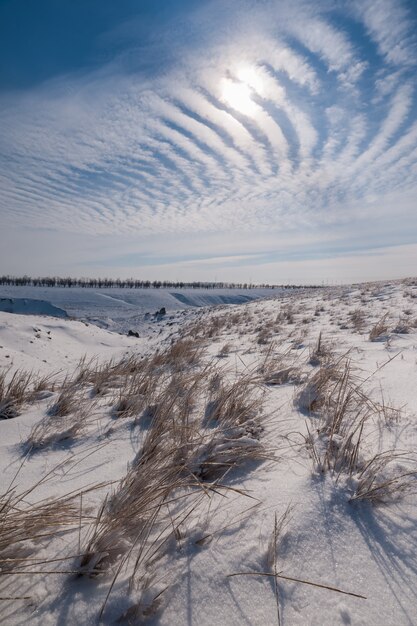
<box><xmin>1</xmin><ymin>279</ymin><xmax>417</xmax><ymax>625</ymax></box>
<box><xmin>0</xmin><ymin>286</ymin><xmax>280</xmax><ymax>334</ymax></box>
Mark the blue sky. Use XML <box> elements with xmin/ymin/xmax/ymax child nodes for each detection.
<box><xmin>1</xmin><ymin>0</ymin><xmax>417</xmax><ymax>283</ymax></box>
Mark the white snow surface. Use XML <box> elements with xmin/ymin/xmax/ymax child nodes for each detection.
<box><xmin>0</xmin><ymin>286</ymin><xmax>279</xmax><ymax>333</ymax></box>
<box><xmin>0</xmin><ymin>298</ymin><xmax>68</xmax><ymax>318</ymax></box>
<box><xmin>1</xmin><ymin>280</ymin><xmax>417</xmax><ymax>626</ymax></box>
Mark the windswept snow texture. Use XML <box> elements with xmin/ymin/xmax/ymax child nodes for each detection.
<box><xmin>0</xmin><ymin>297</ymin><xmax>68</xmax><ymax>318</ymax></box>
<box><xmin>0</xmin><ymin>286</ymin><xmax>278</xmax><ymax>332</ymax></box>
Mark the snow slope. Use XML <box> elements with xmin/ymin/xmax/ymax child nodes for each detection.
<box><xmin>0</xmin><ymin>298</ymin><xmax>68</xmax><ymax>318</ymax></box>
<box><xmin>0</xmin><ymin>286</ymin><xmax>280</xmax><ymax>333</ymax></box>
<box><xmin>1</xmin><ymin>280</ymin><xmax>417</xmax><ymax>626</ymax></box>
<box><xmin>0</xmin><ymin>312</ymin><xmax>141</xmax><ymax>377</ymax></box>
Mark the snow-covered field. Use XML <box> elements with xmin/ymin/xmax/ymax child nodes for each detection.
<box><xmin>1</xmin><ymin>279</ymin><xmax>417</xmax><ymax>625</ymax></box>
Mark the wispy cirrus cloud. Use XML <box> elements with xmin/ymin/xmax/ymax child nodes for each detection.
<box><xmin>0</xmin><ymin>0</ymin><xmax>416</xmax><ymax>282</ymax></box>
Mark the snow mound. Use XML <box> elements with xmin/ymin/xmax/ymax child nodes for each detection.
<box><xmin>0</xmin><ymin>298</ymin><xmax>68</xmax><ymax>318</ymax></box>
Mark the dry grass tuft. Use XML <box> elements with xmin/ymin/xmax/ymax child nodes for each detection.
<box><xmin>88</xmin><ymin>359</ymin><xmax>120</xmax><ymax>396</ymax></box>
<box><xmin>28</xmin><ymin>372</ymin><xmax>57</xmax><ymax>400</ymax></box>
<box><xmin>117</xmin><ymin>584</ymin><xmax>167</xmax><ymax>623</ymax></box>
<box><xmin>26</xmin><ymin>372</ymin><xmax>96</xmax><ymax>450</ymax></box>
<box><xmin>0</xmin><ymin>368</ymin><xmax>32</xmax><ymax>420</ymax></box>
<box><xmin>308</xmin><ymin>373</ymin><xmax>369</xmax><ymax>475</ymax></box>
<box><xmin>297</xmin><ymin>352</ymin><xmax>417</xmax><ymax>504</ymax></box>
<box><xmin>258</xmin><ymin>345</ymin><xmax>302</xmax><ymax>386</ymax></box>
<box><xmin>112</xmin><ymin>366</ymin><xmax>160</xmax><ymax>419</ymax></box>
<box><xmin>27</xmin><ymin>406</ymin><xmax>90</xmax><ymax>451</ymax></box>
<box><xmin>276</xmin><ymin>305</ymin><xmax>295</xmax><ymax>325</ymax></box>
<box><xmin>308</xmin><ymin>332</ymin><xmax>331</xmax><ymax>366</ymax></box>
<box><xmin>294</xmin><ymin>360</ymin><xmax>344</xmax><ymax>416</ymax></box>
<box><xmin>257</xmin><ymin>327</ymin><xmax>273</xmax><ymax>345</ymax></box>
<box><xmin>218</xmin><ymin>342</ymin><xmax>232</xmax><ymax>358</ymax></box>
<box><xmin>369</xmin><ymin>315</ymin><xmax>389</xmax><ymax>341</ymax></box>
<box><xmin>204</xmin><ymin>375</ymin><xmax>262</xmax><ymax>430</ymax></box>
<box><xmin>47</xmin><ymin>381</ymin><xmax>81</xmax><ymax>417</ymax></box>
<box><xmin>350</xmin><ymin>452</ymin><xmax>417</xmax><ymax>503</ymax></box>
<box><xmin>0</xmin><ymin>480</ymin><xmax>81</xmax><ymax>572</ymax></box>
<box><xmin>348</xmin><ymin>309</ymin><xmax>366</xmax><ymax>333</ymax></box>
<box><xmin>186</xmin><ymin>427</ymin><xmax>268</xmax><ymax>483</ymax></box>
<box><xmin>81</xmin><ymin>355</ymin><xmax>148</xmax><ymax>397</ymax></box>
<box><xmin>298</xmin><ymin>358</ymin><xmax>376</xmax><ymax>480</ymax></box>
<box><xmin>392</xmin><ymin>318</ymin><xmax>410</xmax><ymax>334</ymax></box>
<box><xmin>203</xmin><ymin>315</ymin><xmax>228</xmax><ymax>338</ymax></box>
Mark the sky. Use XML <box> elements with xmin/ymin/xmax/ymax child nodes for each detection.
<box><xmin>0</xmin><ymin>0</ymin><xmax>417</xmax><ymax>285</ymax></box>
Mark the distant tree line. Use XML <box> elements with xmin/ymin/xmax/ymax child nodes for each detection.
<box><xmin>0</xmin><ymin>275</ymin><xmax>319</xmax><ymax>290</ymax></box>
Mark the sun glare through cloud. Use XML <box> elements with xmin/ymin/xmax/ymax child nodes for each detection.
<box><xmin>221</xmin><ymin>65</ymin><xmax>264</xmax><ymax>115</ymax></box>
<box><xmin>221</xmin><ymin>78</ymin><xmax>257</xmax><ymax>115</ymax></box>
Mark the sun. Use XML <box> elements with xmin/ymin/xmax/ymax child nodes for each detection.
<box><xmin>221</xmin><ymin>80</ymin><xmax>256</xmax><ymax>115</ymax></box>
<box><xmin>221</xmin><ymin>65</ymin><xmax>264</xmax><ymax>116</ymax></box>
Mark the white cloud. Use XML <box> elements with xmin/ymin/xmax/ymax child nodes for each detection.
<box><xmin>352</xmin><ymin>0</ymin><xmax>417</xmax><ymax>67</ymax></box>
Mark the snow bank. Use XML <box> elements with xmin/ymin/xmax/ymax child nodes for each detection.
<box><xmin>0</xmin><ymin>297</ymin><xmax>68</xmax><ymax>318</ymax></box>
<box><xmin>0</xmin><ymin>311</ymin><xmax>144</xmax><ymax>376</ymax></box>
<box><xmin>0</xmin><ymin>286</ymin><xmax>280</xmax><ymax>332</ymax></box>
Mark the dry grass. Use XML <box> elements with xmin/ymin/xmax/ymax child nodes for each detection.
<box><xmin>218</xmin><ymin>342</ymin><xmax>232</xmax><ymax>357</ymax></box>
<box><xmin>88</xmin><ymin>358</ymin><xmax>121</xmax><ymax>396</ymax></box>
<box><xmin>22</xmin><ymin>375</ymin><xmax>93</xmax><ymax>450</ymax></box>
<box><xmin>204</xmin><ymin>375</ymin><xmax>262</xmax><ymax>430</ymax></box>
<box><xmin>79</xmin><ymin>370</ymin><xmax>201</xmax><ymax>574</ymax></box>
<box><xmin>369</xmin><ymin>314</ymin><xmax>389</xmax><ymax>341</ymax></box>
<box><xmin>294</xmin><ymin>359</ymin><xmax>345</xmax><ymax>415</ymax></box>
<box><xmin>276</xmin><ymin>305</ymin><xmax>295</xmax><ymax>325</ymax></box>
<box><xmin>228</xmin><ymin>506</ymin><xmax>366</xmax><ymax>622</ymax></box>
<box><xmin>28</xmin><ymin>371</ymin><xmax>57</xmax><ymax>400</ymax></box>
<box><xmin>265</xmin><ymin>507</ymin><xmax>292</xmax><ymax>625</ymax></box>
<box><xmin>27</xmin><ymin>406</ymin><xmax>90</xmax><ymax>451</ymax></box>
<box><xmin>188</xmin><ymin>430</ymin><xmax>268</xmax><ymax>483</ymax></box>
<box><xmin>0</xmin><ymin>474</ymin><xmax>82</xmax><ymax>573</ymax></box>
<box><xmin>258</xmin><ymin>345</ymin><xmax>302</xmax><ymax>386</ymax></box>
<box><xmin>81</xmin><ymin>354</ymin><xmax>148</xmax><ymax>397</ymax></box>
<box><xmin>298</xmin><ymin>358</ymin><xmax>372</xmax><ymax>477</ymax></box>
<box><xmin>113</xmin><ymin>366</ymin><xmax>160</xmax><ymax>419</ymax></box>
<box><xmin>24</xmin><ymin>354</ymin><xmax>154</xmax><ymax>445</ymax></box>
<box><xmin>308</xmin><ymin>365</ymin><xmax>370</xmax><ymax>476</ymax></box>
<box><xmin>116</xmin><ymin>584</ymin><xmax>167</xmax><ymax>623</ymax></box>
<box><xmin>0</xmin><ymin>368</ymin><xmax>32</xmax><ymax>420</ymax></box>
<box><xmin>204</xmin><ymin>315</ymin><xmax>228</xmax><ymax>338</ymax></box>
<box><xmin>392</xmin><ymin>317</ymin><xmax>411</xmax><ymax>334</ymax></box>
<box><xmin>350</xmin><ymin>452</ymin><xmax>417</xmax><ymax>503</ymax></box>
<box><xmin>297</xmin><ymin>352</ymin><xmax>417</xmax><ymax>503</ymax></box>
<box><xmin>257</xmin><ymin>325</ymin><xmax>275</xmax><ymax>345</ymax></box>
<box><xmin>151</xmin><ymin>337</ymin><xmax>204</xmax><ymax>371</ymax></box>
<box><xmin>47</xmin><ymin>381</ymin><xmax>81</xmax><ymax>417</ymax></box>
<box><xmin>348</xmin><ymin>309</ymin><xmax>366</xmax><ymax>333</ymax></box>
<box><xmin>77</xmin><ymin>363</ymin><xmax>270</xmax><ymax>621</ymax></box>
<box><xmin>6</xmin><ymin>287</ymin><xmax>417</xmax><ymax>621</ymax></box>
<box><xmin>308</xmin><ymin>332</ymin><xmax>331</xmax><ymax>366</ymax></box>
